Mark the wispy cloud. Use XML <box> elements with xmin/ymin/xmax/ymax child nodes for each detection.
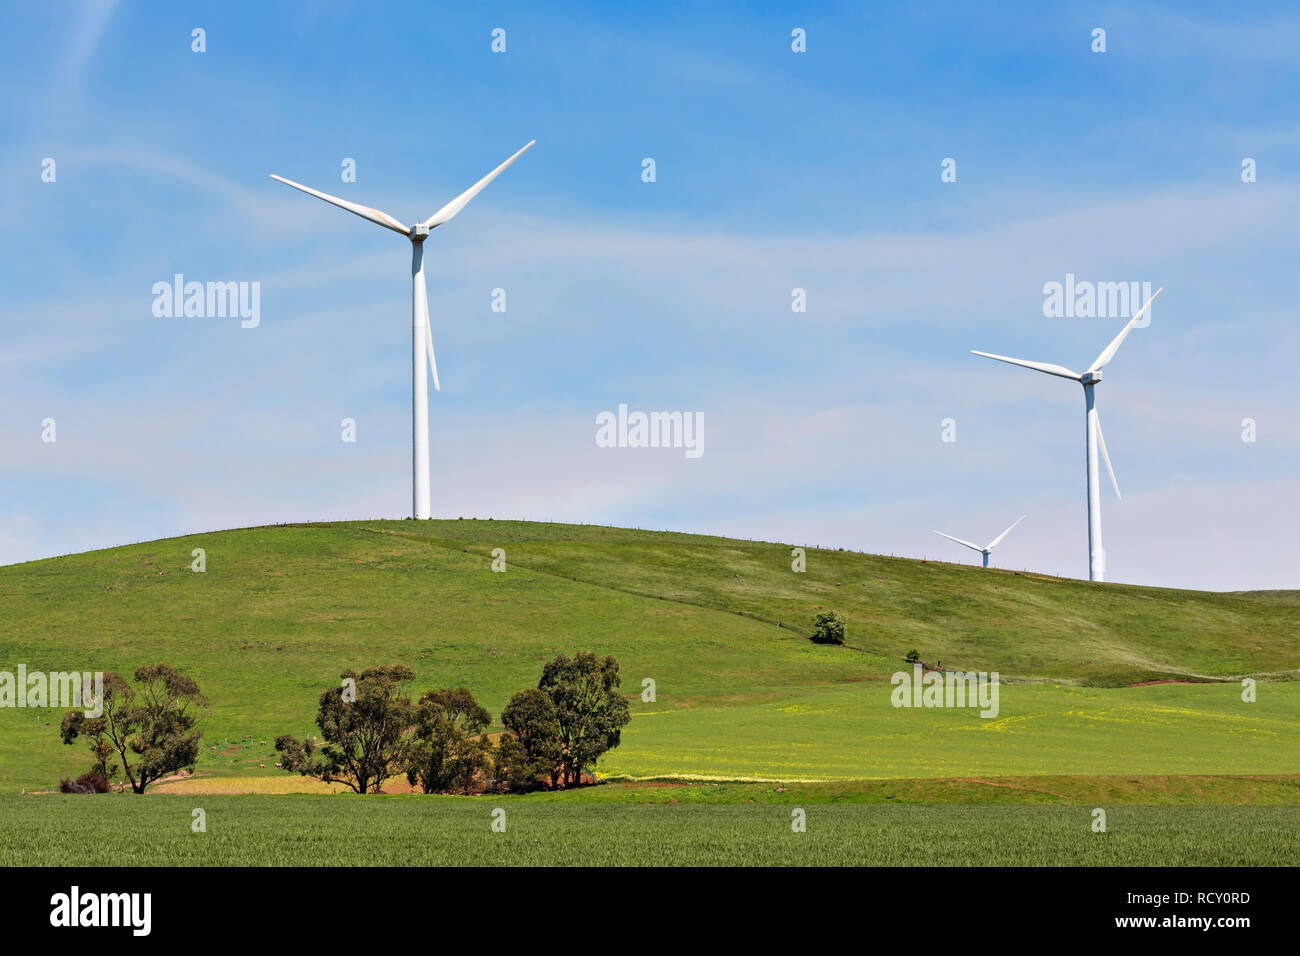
<box><xmin>54</xmin><ymin>0</ymin><xmax>118</xmax><ymax>101</ymax></box>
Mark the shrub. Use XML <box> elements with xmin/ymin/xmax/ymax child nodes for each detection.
<box><xmin>810</xmin><ymin>610</ymin><xmax>846</xmax><ymax>645</ymax></box>
<box><xmin>905</xmin><ymin>649</ymin><xmax>921</xmax><ymax>662</ymax></box>
<box><xmin>59</xmin><ymin>771</ymin><xmax>110</xmax><ymax>794</ymax></box>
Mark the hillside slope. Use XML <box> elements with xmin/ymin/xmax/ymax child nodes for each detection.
<box><xmin>412</xmin><ymin>520</ymin><xmax>1300</xmax><ymax>684</ymax></box>
<box><xmin>0</xmin><ymin>520</ymin><xmax>1295</xmax><ymax>790</ymax></box>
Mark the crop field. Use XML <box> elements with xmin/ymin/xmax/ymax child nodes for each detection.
<box><xmin>0</xmin><ymin>520</ymin><xmax>1296</xmax><ymax>865</ymax></box>
<box><xmin>2</xmin><ymin>794</ymin><xmax>1296</xmax><ymax>867</ymax></box>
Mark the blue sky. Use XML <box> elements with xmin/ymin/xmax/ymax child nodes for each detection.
<box><xmin>2</xmin><ymin>1</ymin><xmax>1297</xmax><ymax>589</ymax></box>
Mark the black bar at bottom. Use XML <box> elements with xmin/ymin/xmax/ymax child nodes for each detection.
<box><xmin>6</xmin><ymin>866</ymin><xmax>1280</xmax><ymax>940</ymax></box>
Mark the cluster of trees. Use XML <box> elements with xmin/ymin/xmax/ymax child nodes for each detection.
<box><xmin>54</xmin><ymin>653</ymin><xmax>630</xmax><ymax>796</ymax></box>
<box><xmin>275</xmin><ymin>651</ymin><xmax>631</xmax><ymax>794</ymax></box>
<box><xmin>60</xmin><ymin>663</ymin><xmax>208</xmax><ymax>794</ymax></box>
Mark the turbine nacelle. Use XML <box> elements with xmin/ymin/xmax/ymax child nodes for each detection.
<box><xmin>1079</xmin><ymin>370</ymin><xmax>1102</xmax><ymax>385</ymax></box>
<box><xmin>409</xmin><ymin>223</ymin><xmax>431</xmax><ymax>241</ymax></box>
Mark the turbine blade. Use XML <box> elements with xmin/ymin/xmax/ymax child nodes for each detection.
<box><xmin>970</xmin><ymin>350</ymin><xmax>1082</xmax><ymax>381</ymax></box>
<box><xmin>269</xmin><ymin>175</ymin><xmax>409</xmax><ymax>235</ymax></box>
<box><xmin>1088</xmin><ymin>287</ymin><xmax>1163</xmax><ymax>373</ymax></box>
<box><xmin>424</xmin><ymin>306</ymin><xmax>441</xmax><ymax>392</ymax></box>
<box><xmin>933</xmin><ymin>530</ymin><xmax>984</xmax><ymax>553</ymax></box>
<box><xmin>1096</xmin><ymin>414</ymin><xmax>1120</xmax><ymax>499</ymax></box>
<box><xmin>423</xmin><ymin>140</ymin><xmax>535</xmax><ymax>230</ymax></box>
<box><xmin>986</xmin><ymin>515</ymin><xmax>1026</xmax><ymax>551</ymax></box>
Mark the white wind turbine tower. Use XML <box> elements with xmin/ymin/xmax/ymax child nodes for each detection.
<box><xmin>270</xmin><ymin>140</ymin><xmax>535</xmax><ymax>519</ymax></box>
<box><xmin>933</xmin><ymin>515</ymin><xmax>1026</xmax><ymax>568</ymax></box>
<box><xmin>971</xmin><ymin>287</ymin><xmax>1162</xmax><ymax>582</ymax></box>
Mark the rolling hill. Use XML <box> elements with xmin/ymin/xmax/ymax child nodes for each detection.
<box><xmin>0</xmin><ymin>519</ymin><xmax>1296</xmax><ymax>792</ymax></box>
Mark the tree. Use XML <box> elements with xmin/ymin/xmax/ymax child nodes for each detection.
<box><xmin>500</xmin><ymin>687</ymin><xmax>563</xmax><ymax>789</ymax></box>
<box><xmin>407</xmin><ymin>687</ymin><xmax>492</xmax><ymax>794</ymax></box>
<box><xmin>276</xmin><ymin>665</ymin><xmax>414</xmax><ymax>794</ymax></box>
<box><xmin>60</xmin><ymin>664</ymin><xmax>207</xmax><ymax>794</ymax></box>
<box><xmin>811</xmin><ymin>610</ymin><xmax>846</xmax><ymax>645</ymax></box>
<box><xmin>491</xmin><ymin>731</ymin><xmax>535</xmax><ymax>793</ymax></box>
<box><xmin>537</xmin><ymin>652</ymin><xmax>631</xmax><ymax>787</ymax></box>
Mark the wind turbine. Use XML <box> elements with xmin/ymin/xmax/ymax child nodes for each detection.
<box><xmin>270</xmin><ymin>140</ymin><xmax>535</xmax><ymax>519</ymax></box>
<box><xmin>933</xmin><ymin>516</ymin><xmax>1025</xmax><ymax>568</ymax></box>
<box><xmin>971</xmin><ymin>287</ymin><xmax>1162</xmax><ymax>582</ymax></box>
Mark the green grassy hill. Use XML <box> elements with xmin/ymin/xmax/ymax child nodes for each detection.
<box><xmin>1</xmin><ymin>519</ymin><xmax>1296</xmax><ymax>792</ymax></box>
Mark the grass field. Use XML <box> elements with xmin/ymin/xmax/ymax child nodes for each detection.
<box><xmin>1</xmin><ymin>793</ymin><xmax>1293</xmax><ymax>866</ymax></box>
<box><xmin>0</xmin><ymin>520</ymin><xmax>1296</xmax><ymax>865</ymax></box>
<box><xmin>143</xmin><ymin>774</ymin><xmax>1300</xmax><ymax>805</ymax></box>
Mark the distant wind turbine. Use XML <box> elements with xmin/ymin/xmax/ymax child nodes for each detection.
<box><xmin>270</xmin><ymin>140</ymin><xmax>535</xmax><ymax>519</ymax></box>
<box><xmin>971</xmin><ymin>287</ymin><xmax>1162</xmax><ymax>582</ymax></box>
<box><xmin>933</xmin><ymin>516</ymin><xmax>1026</xmax><ymax>568</ymax></box>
